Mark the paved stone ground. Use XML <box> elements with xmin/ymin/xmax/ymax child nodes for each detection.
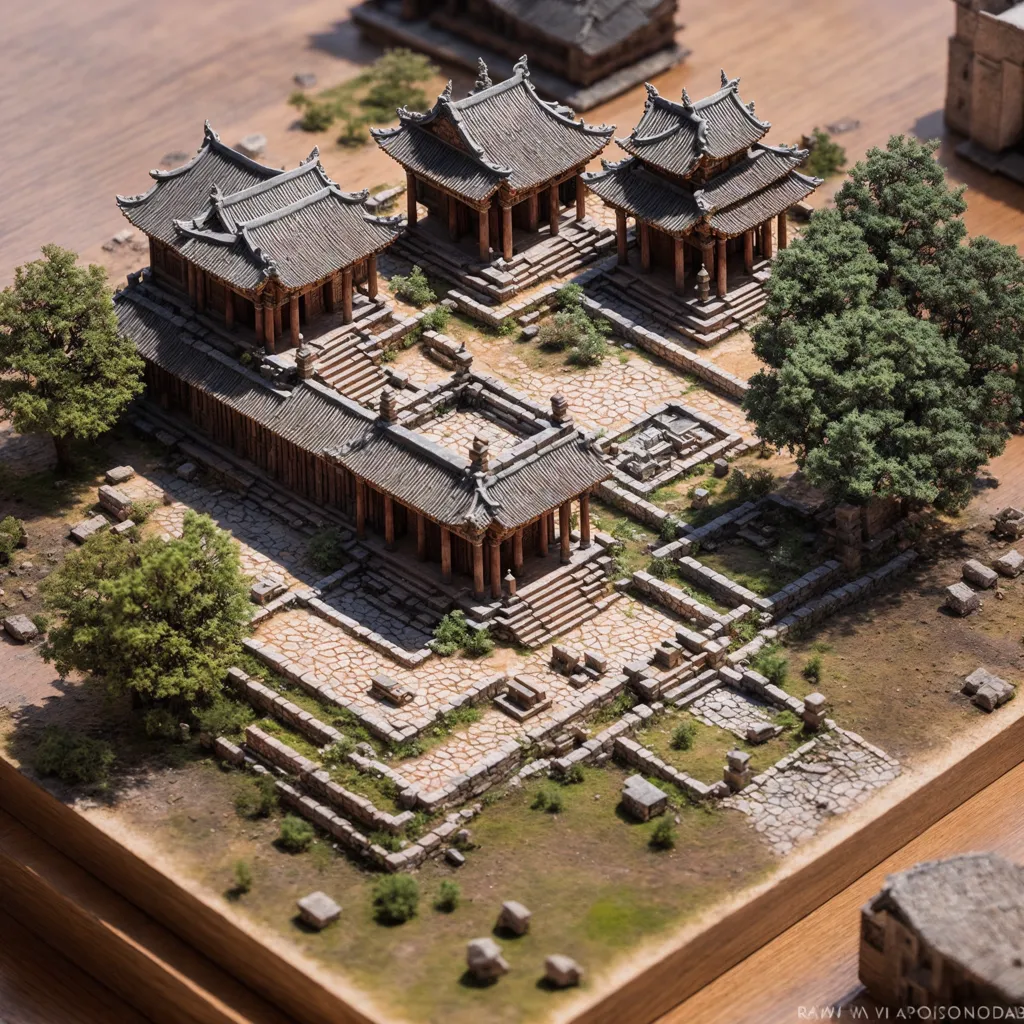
<box><xmin>323</xmin><ymin>574</ymin><xmax>437</xmax><ymax>652</ymax></box>
<box><xmin>416</xmin><ymin>407</ymin><xmax>522</xmax><ymax>460</ymax></box>
<box><xmin>724</xmin><ymin>729</ymin><xmax>902</xmax><ymax>856</ymax></box>
<box><xmin>691</xmin><ymin>686</ymin><xmax>776</xmax><ymax>739</ymax></box>
<box><xmin>0</xmin><ymin>421</ymin><xmax>55</xmax><ymax>477</ymax></box>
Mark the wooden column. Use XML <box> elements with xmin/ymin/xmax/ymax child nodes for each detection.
<box><xmin>537</xmin><ymin>513</ymin><xmax>548</xmax><ymax>556</ymax></box>
<box><xmin>513</xmin><ymin>528</ymin><xmax>524</xmax><ymax>573</ymax></box>
<box><xmin>416</xmin><ymin>512</ymin><xmax>426</xmax><ymax>561</ymax></box>
<box><xmin>673</xmin><ymin>237</ymin><xmax>686</xmax><ymax>291</ymax></box>
<box><xmin>579</xmin><ymin>492</ymin><xmax>592</xmax><ymax>549</ymax></box>
<box><xmin>489</xmin><ymin>206</ymin><xmax>500</xmax><ymax>252</ymax></box>
<box><xmin>406</xmin><ymin>172</ymin><xmax>418</xmax><ymax>225</ymax></box>
<box><xmin>383</xmin><ymin>495</ymin><xmax>395</xmax><ymax>550</ymax></box>
<box><xmin>478</xmin><ymin>208</ymin><xmax>490</xmax><ymax>261</ymax></box>
<box><xmin>254</xmin><ymin>302</ymin><xmax>265</xmax><ymax>346</ymax></box>
<box><xmin>198</xmin><ymin>271</ymin><xmax>208</xmax><ymax>312</ymax></box>
<box><xmin>744</xmin><ymin>229</ymin><xmax>754</xmax><ymax>274</ymax></box>
<box><xmin>616</xmin><ymin>210</ymin><xmax>628</xmax><ymax>265</ymax></box>
<box><xmin>762</xmin><ymin>220</ymin><xmax>774</xmax><ymax>259</ymax></box>
<box><xmin>289</xmin><ymin>295</ymin><xmax>300</xmax><ymax>347</ymax></box>
<box><xmin>548</xmin><ymin>182</ymin><xmax>560</xmax><ymax>236</ymax></box>
<box><xmin>559</xmin><ymin>501</ymin><xmax>571</xmax><ymax>564</ymax></box>
<box><xmin>341</xmin><ymin>268</ymin><xmax>354</xmax><ymax>324</ymax></box>
<box><xmin>639</xmin><ymin>222</ymin><xmax>651</xmax><ymax>272</ymax></box>
<box><xmin>527</xmin><ymin>192</ymin><xmax>539</xmax><ymax>232</ymax></box>
<box><xmin>440</xmin><ymin>527</ymin><xmax>452</xmax><ymax>583</ymax></box>
<box><xmin>366</xmin><ymin>256</ymin><xmax>378</xmax><ymax>299</ymax></box>
<box><xmin>716</xmin><ymin>236</ymin><xmax>728</xmax><ymax>298</ymax></box>
<box><xmin>502</xmin><ymin>205</ymin><xmax>513</xmax><ymax>261</ymax></box>
<box><xmin>355</xmin><ymin>482</ymin><xmax>366</xmax><ymax>539</ymax></box>
<box><xmin>447</xmin><ymin>194</ymin><xmax>459</xmax><ymax>241</ymax></box>
<box><xmin>489</xmin><ymin>539</ymin><xmax>502</xmax><ymax>599</ymax></box>
<box><xmin>224</xmin><ymin>287</ymin><xmax>234</xmax><ymax>326</ymax></box>
<box><xmin>472</xmin><ymin>540</ymin><xmax>485</xmax><ymax>598</ymax></box>
<box><xmin>187</xmin><ymin>262</ymin><xmax>197</xmax><ymax>302</ymax></box>
<box><xmin>777</xmin><ymin>211</ymin><xmax>788</xmax><ymax>250</ymax></box>
<box><xmin>274</xmin><ymin>303</ymin><xmax>283</xmax><ymax>341</ymax></box>
<box><xmin>265</xmin><ymin>304</ymin><xmax>276</xmax><ymax>353</ymax></box>
<box><xmin>575</xmin><ymin>174</ymin><xmax>586</xmax><ymax>221</ymax></box>
<box><xmin>324</xmin><ymin>273</ymin><xmax>336</xmax><ymax>314</ymax></box>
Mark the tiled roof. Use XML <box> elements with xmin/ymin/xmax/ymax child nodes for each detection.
<box><xmin>372</xmin><ymin>57</ymin><xmax>613</xmax><ymax>201</ymax></box>
<box><xmin>617</xmin><ymin>73</ymin><xmax>770</xmax><ymax>178</ymax></box>
<box><xmin>116</xmin><ymin>284</ymin><xmax>607</xmax><ymax>532</ymax></box>
<box><xmin>873</xmin><ymin>853</ymin><xmax>1024</xmax><ymax>1005</ymax></box>
<box><xmin>117</xmin><ymin>124</ymin><xmax>401</xmax><ymax>291</ymax></box>
<box><xmin>584</xmin><ymin>143</ymin><xmax>820</xmax><ymax>238</ymax></box>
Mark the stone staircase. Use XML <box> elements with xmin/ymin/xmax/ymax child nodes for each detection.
<box><xmin>493</xmin><ymin>554</ymin><xmax>620</xmax><ymax>649</ymax></box>
<box><xmin>314</xmin><ymin>332</ymin><xmax>389</xmax><ymax>406</ymax></box>
<box><xmin>392</xmin><ymin>216</ymin><xmax>616</xmax><ymax>303</ymax></box>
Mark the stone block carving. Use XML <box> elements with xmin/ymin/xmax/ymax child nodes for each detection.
<box><xmin>944</xmin><ymin>582</ymin><xmax>979</xmax><ymax>616</ymax></box>
<box><xmin>962</xmin><ymin>559</ymin><xmax>997</xmax><ymax>590</ymax></box>
<box><xmin>466</xmin><ymin>938</ymin><xmax>509</xmax><ymax>983</ymax></box>
<box><xmin>297</xmin><ymin>891</ymin><xmax>341</xmax><ymax>930</ymax></box>
<box><xmin>496</xmin><ymin>900</ymin><xmax>532</xmax><ymax>935</ymax></box>
<box><xmin>620</xmin><ymin>774</ymin><xmax>668</xmax><ymax>821</ymax></box>
<box><xmin>962</xmin><ymin>667</ymin><xmax>1015</xmax><ymax>713</ymax></box>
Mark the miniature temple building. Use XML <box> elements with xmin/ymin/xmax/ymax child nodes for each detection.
<box><xmin>860</xmin><ymin>853</ymin><xmax>1024</xmax><ymax>1010</ymax></box>
<box><xmin>372</xmin><ymin>57</ymin><xmax>613</xmax><ymax>265</ymax></box>
<box><xmin>584</xmin><ymin>72</ymin><xmax>822</xmax><ymax>301</ymax></box>
<box><xmin>117</xmin><ymin>123</ymin><xmax>401</xmax><ymax>353</ymax></box>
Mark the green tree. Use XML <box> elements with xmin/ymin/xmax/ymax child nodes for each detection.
<box><xmin>0</xmin><ymin>245</ymin><xmax>144</xmax><ymax>468</ymax></box>
<box><xmin>41</xmin><ymin>511</ymin><xmax>251</xmax><ymax>707</ymax></box>
<box><xmin>745</xmin><ymin>136</ymin><xmax>1024</xmax><ymax>512</ymax></box>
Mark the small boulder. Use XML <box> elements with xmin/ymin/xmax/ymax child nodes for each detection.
<box><xmin>296</xmin><ymin>891</ymin><xmax>341</xmax><ymax>930</ymax></box>
<box><xmin>745</xmin><ymin>721</ymin><xmax>778</xmax><ymax>744</ymax></box>
<box><xmin>962</xmin><ymin>559</ymin><xmax>998</xmax><ymax>590</ymax></box>
<box><xmin>176</xmin><ymin>462</ymin><xmax>198</xmax><ymax>482</ymax></box>
<box><xmin>691</xmin><ymin>488</ymin><xmax>710</xmax><ymax>510</ymax></box>
<box><xmin>3</xmin><ymin>614</ymin><xmax>38</xmax><ymax>643</ymax></box>
<box><xmin>545</xmin><ymin>954</ymin><xmax>584</xmax><ymax>989</ymax></box>
<box><xmin>466</xmin><ymin>937</ymin><xmax>509</xmax><ymax>983</ymax></box>
<box><xmin>69</xmin><ymin>515</ymin><xmax>109</xmax><ymax>544</ymax></box>
<box><xmin>110</xmin><ymin>519</ymin><xmax>136</xmax><ymax>537</ymax></box>
<box><xmin>496</xmin><ymin>900</ymin><xmax>531</xmax><ymax>936</ymax></box>
<box><xmin>962</xmin><ymin>667</ymin><xmax>1015</xmax><ymax>712</ymax></box>
<box><xmin>445</xmin><ymin>848</ymin><xmax>466</xmax><ymax>867</ymax></box>
<box><xmin>104</xmin><ymin>465</ymin><xmax>135</xmax><ymax>485</ymax></box>
<box><xmin>944</xmin><ymin>582</ymin><xmax>979</xmax><ymax>616</ymax></box>
<box><xmin>995</xmin><ymin>549</ymin><xmax>1024</xmax><ymax>578</ymax></box>
<box><xmin>522</xmin><ymin>325</ymin><xmax>540</xmax><ymax>339</ymax></box>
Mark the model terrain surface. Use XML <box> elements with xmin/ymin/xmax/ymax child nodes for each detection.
<box><xmin>2</xmin><ymin>1</ymin><xmax>1024</xmax><ymax>1023</ymax></box>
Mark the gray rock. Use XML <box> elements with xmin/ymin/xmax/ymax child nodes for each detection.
<box><xmin>496</xmin><ymin>900</ymin><xmax>531</xmax><ymax>935</ymax></box>
<box><xmin>995</xmin><ymin>549</ymin><xmax>1024</xmax><ymax>578</ymax></box>
<box><xmin>105</xmin><ymin>465</ymin><xmax>135</xmax><ymax>485</ymax></box>
<box><xmin>69</xmin><ymin>515</ymin><xmax>109</xmax><ymax>544</ymax></box>
<box><xmin>962</xmin><ymin>667</ymin><xmax>1015</xmax><ymax>712</ymax></box>
<box><xmin>745</xmin><ymin>721</ymin><xmax>779</xmax><ymax>744</ymax></box>
<box><xmin>176</xmin><ymin>462</ymin><xmax>198</xmax><ymax>482</ymax></box>
<box><xmin>110</xmin><ymin>519</ymin><xmax>136</xmax><ymax>537</ymax></box>
<box><xmin>296</xmin><ymin>891</ymin><xmax>341</xmax><ymax>930</ymax></box>
<box><xmin>962</xmin><ymin>559</ymin><xmax>998</xmax><ymax>589</ymax></box>
<box><xmin>466</xmin><ymin>937</ymin><xmax>508</xmax><ymax>982</ymax></box>
<box><xmin>945</xmin><ymin>582</ymin><xmax>979</xmax><ymax>616</ymax></box>
<box><xmin>445</xmin><ymin>848</ymin><xmax>466</xmax><ymax>867</ymax></box>
<box><xmin>236</xmin><ymin>133</ymin><xmax>267</xmax><ymax>158</ymax></box>
<box><xmin>713</xmin><ymin>458</ymin><xmax>729</xmax><ymax>478</ymax></box>
<box><xmin>3</xmin><ymin>614</ymin><xmax>38</xmax><ymax>642</ymax></box>
<box><xmin>545</xmin><ymin>954</ymin><xmax>583</xmax><ymax>988</ymax></box>
<box><xmin>522</xmin><ymin>325</ymin><xmax>540</xmax><ymax>339</ymax></box>
<box><xmin>691</xmin><ymin>487</ymin><xmax>710</xmax><ymax>509</ymax></box>
<box><xmin>620</xmin><ymin>774</ymin><xmax>668</xmax><ymax>821</ymax></box>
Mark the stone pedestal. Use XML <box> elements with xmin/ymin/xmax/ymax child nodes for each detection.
<box><xmin>802</xmin><ymin>691</ymin><xmax>828</xmax><ymax>730</ymax></box>
<box><xmin>724</xmin><ymin>749</ymin><xmax>752</xmax><ymax>792</ymax></box>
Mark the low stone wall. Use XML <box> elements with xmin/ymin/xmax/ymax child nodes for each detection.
<box><xmin>718</xmin><ymin>666</ymin><xmax>804</xmax><ymax>715</ymax></box>
<box><xmin>374</xmin><ymin>310</ymin><xmax>424</xmax><ymax>349</ymax></box>
<box><xmin>613</xmin><ymin>735</ymin><xmax>722</xmax><ymax>802</ymax></box>
<box><xmin>446</xmin><ymin>282</ymin><xmax>560</xmax><ymax>330</ymax></box>
<box><xmin>596</xmin><ymin>480</ymin><xmax>676</xmax><ymax>531</ymax></box>
<box><xmin>409</xmin><ymin>738</ymin><xmax>524</xmax><ymax>813</ymax></box>
<box><xmin>419</xmin><ymin>330</ymin><xmax>472</xmax><ymax>372</ymax></box>
<box><xmin>763</xmin><ymin>560</ymin><xmax>843</xmax><ymax>617</ymax></box>
<box><xmin>248</xmin><ymin>590</ymin><xmax>300</xmax><ymax>627</ymax></box>
<box><xmin>676</xmin><ymin>556</ymin><xmax>771</xmax><ymax>612</ymax></box>
<box><xmin>225</xmin><ymin>667</ymin><xmax>342</xmax><ymax>747</ymax></box>
<box><xmin>548</xmin><ymin>704</ymin><xmax>655</xmax><ymax>775</ymax></box>
<box><xmin>631</xmin><ymin>570</ymin><xmax>726</xmax><ymax>627</ymax></box>
<box><xmin>521</xmin><ymin>672</ymin><xmax>633</xmax><ymax>747</ymax></box>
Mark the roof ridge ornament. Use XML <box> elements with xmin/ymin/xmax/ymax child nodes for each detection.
<box><xmin>472</xmin><ymin>57</ymin><xmax>492</xmax><ymax>94</ymax></box>
<box><xmin>720</xmin><ymin>68</ymin><xmax>729</xmax><ymax>88</ymax></box>
<box><xmin>441</xmin><ymin>80</ymin><xmax>453</xmax><ymax>101</ymax></box>
<box><xmin>681</xmin><ymin>87</ymin><xmax>694</xmax><ymax>110</ymax></box>
<box><xmin>203</xmin><ymin>120</ymin><xmax>220</xmax><ymax>142</ymax></box>
<box><xmin>748</xmin><ymin>100</ymin><xmax>756</xmax><ymax>114</ymax></box>
<box><xmin>513</xmin><ymin>54</ymin><xmax>530</xmax><ymax>78</ymax></box>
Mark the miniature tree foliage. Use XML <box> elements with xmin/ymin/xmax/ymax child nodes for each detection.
<box><xmin>41</xmin><ymin>511</ymin><xmax>252</xmax><ymax>705</ymax></box>
<box><xmin>0</xmin><ymin>245</ymin><xmax>144</xmax><ymax>468</ymax></box>
<box><xmin>746</xmin><ymin>136</ymin><xmax>1024</xmax><ymax>513</ymax></box>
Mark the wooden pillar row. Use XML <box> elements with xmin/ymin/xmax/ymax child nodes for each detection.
<box><xmin>616</xmin><ymin>210</ymin><xmax>628</xmax><ymax>265</ymax></box>
<box><xmin>559</xmin><ymin>501</ymin><xmax>572</xmax><ymax>565</ymax></box>
<box><xmin>716</xmin><ymin>236</ymin><xmax>728</xmax><ymax>298</ymax></box>
<box><xmin>224</xmin><ymin>286</ymin><xmax>234</xmax><ymax>326</ymax></box>
<box><xmin>527</xmin><ymin>192</ymin><xmax>539</xmax><ymax>232</ymax></box>
<box><xmin>383</xmin><ymin>494</ymin><xmax>395</xmax><ymax>550</ymax></box>
<box><xmin>440</xmin><ymin>527</ymin><xmax>452</xmax><ymax>583</ymax></box>
<box><xmin>777</xmin><ymin>211</ymin><xmax>788</xmax><ymax>250</ymax></box>
<box><xmin>639</xmin><ymin>222</ymin><xmax>651</xmax><ymax>272</ymax></box>
<box><xmin>673</xmin><ymin>237</ymin><xmax>686</xmax><ymax>291</ymax></box>
<box><xmin>416</xmin><ymin>512</ymin><xmax>426</xmax><ymax>561</ymax></box>
<box><xmin>579</xmin><ymin>492</ymin><xmax>592</xmax><ymax>549</ymax></box>
<box><xmin>366</xmin><ymin>255</ymin><xmax>378</xmax><ymax>300</ymax></box>
<box><xmin>478</xmin><ymin>207</ymin><xmax>490</xmax><ymax>261</ymax></box>
<box><xmin>513</xmin><ymin>528</ymin><xmax>524</xmax><ymax>573</ymax></box>
<box><xmin>472</xmin><ymin>540</ymin><xmax>485</xmax><ymax>598</ymax></box>
<box><xmin>744</xmin><ymin>229</ymin><xmax>754</xmax><ymax>274</ymax></box>
<box><xmin>549</xmin><ymin>182</ymin><xmax>560</xmax><ymax>236</ymax></box>
<box><xmin>342</xmin><ymin>268</ymin><xmax>354</xmax><ymax>324</ymax></box>
<box><xmin>537</xmin><ymin>513</ymin><xmax>548</xmax><ymax>557</ymax></box>
<box><xmin>575</xmin><ymin>174</ymin><xmax>586</xmax><ymax>221</ymax></box>
<box><xmin>502</xmin><ymin>205</ymin><xmax>513</xmax><ymax>261</ymax></box>
<box><xmin>489</xmin><ymin>539</ymin><xmax>502</xmax><ymax>599</ymax></box>
<box><xmin>289</xmin><ymin>295</ymin><xmax>301</xmax><ymax>347</ymax></box>
<box><xmin>406</xmin><ymin>172</ymin><xmax>418</xmax><ymax>226</ymax></box>
<box><xmin>447</xmin><ymin>194</ymin><xmax>459</xmax><ymax>242</ymax></box>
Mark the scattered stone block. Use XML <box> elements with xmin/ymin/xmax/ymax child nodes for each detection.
<box><xmin>445</xmin><ymin>848</ymin><xmax>466</xmax><ymax>867</ymax></box>
<box><xmin>713</xmin><ymin>458</ymin><xmax>729</xmax><ymax>478</ymax></box>
<box><xmin>176</xmin><ymin>462</ymin><xmax>198</xmax><ymax>482</ymax></box>
<box><xmin>104</xmin><ymin>465</ymin><xmax>135</xmax><ymax>485</ymax></box>
<box><xmin>97</xmin><ymin>484</ymin><xmax>133</xmax><ymax>522</ymax></box>
<box><xmin>995</xmin><ymin>549</ymin><xmax>1024</xmax><ymax>578</ymax></box>
<box><xmin>110</xmin><ymin>519</ymin><xmax>136</xmax><ymax>537</ymax></box>
<box><xmin>251</xmin><ymin>575</ymin><xmax>287</xmax><ymax>605</ymax></box>
<box><xmin>962</xmin><ymin>559</ymin><xmax>998</xmax><ymax>589</ymax></box>
<box><xmin>691</xmin><ymin>488</ymin><xmax>710</xmax><ymax>510</ymax></box>
<box><xmin>745</xmin><ymin>721</ymin><xmax>779</xmax><ymax>744</ymax></box>
<box><xmin>583</xmin><ymin>650</ymin><xmax>607</xmax><ymax>675</ymax></box>
<box><xmin>545</xmin><ymin>954</ymin><xmax>583</xmax><ymax>988</ymax></box>
<box><xmin>496</xmin><ymin>900</ymin><xmax>531</xmax><ymax>936</ymax></box>
<box><xmin>69</xmin><ymin>515</ymin><xmax>109</xmax><ymax>544</ymax></box>
<box><xmin>802</xmin><ymin>692</ymin><xmax>828</xmax><ymax>731</ymax></box>
<box><xmin>620</xmin><ymin>775</ymin><xmax>668</xmax><ymax>821</ymax></box>
<box><xmin>370</xmin><ymin>673</ymin><xmax>416</xmax><ymax>705</ymax></box>
<box><xmin>3</xmin><ymin>614</ymin><xmax>38</xmax><ymax>643</ymax></box>
<box><xmin>296</xmin><ymin>891</ymin><xmax>341</xmax><ymax>930</ymax></box>
<box><xmin>962</xmin><ymin>667</ymin><xmax>1016</xmax><ymax>712</ymax></box>
<box><xmin>724</xmin><ymin>749</ymin><xmax>751</xmax><ymax>792</ymax></box>
<box><xmin>550</xmin><ymin>645</ymin><xmax>581</xmax><ymax>674</ymax></box>
<box><xmin>944</xmin><ymin>582</ymin><xmax>979</xmax><ymax>616</ymax></box>
<box><xmin>466</xmin><ymin>937</ymin><xmax>509</xmax><ymax>983</ymax></box>
<box><xmin>992</xmin><ymin>507</ymin><xmax>1024</xmax><ymax>540</ymax></box>
<box><xmin>494</xmin><ymin>675</ymin><xmax>551</xmax><ymax>721</ymax></box>
<box><xmin>522</xmin><ymin>325</ymin><xmax>539</xmax><ymax>339</ymax></box>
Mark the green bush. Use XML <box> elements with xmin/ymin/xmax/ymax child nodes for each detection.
<box><xmin>361</xmin><ymin>49</ymin><xmax>436</xmax><ymax>120</ymax></box>
<box><xmin>802</xmin><ymin>654</ymin><xmax>823</xmax><ymax>685</ymax></box>
<box><xmin>34</xmin><ymin>727</ymin><xmax>115</xmax><ymax>787</ymax></box>
<box><xmin>728</xmin><ymin>468</ymin><xmax>776</xmax><ymax>502</ymax></box>
<box><xmin>464</xmin><ymin>626</ymin><xmax>494</xmax><ymax>658</ymax></box>
<box><xmin>555</xmin><ymin>283</ymin><xmax>585</xmax><ymax>310</ymax></box>
<box><xmin>373</xmin><ymin>873</ymin><xmax>419</xmax><ymax>924</ymax></box>
<box><xmin>129</xmin><ymin>499</ymin><xmax>158</xmax><ymax>524</ymax></box>
<box><xmin>390</xmin><ymin>265</ymin><xmax>435</xmax><ymax>307</ymax></box>
<box><xmin>336</xmin><ymin>118</ymin><xmax>369</xmax><ymax>148</ymax></box>
<box><xmin>278</xmin><ymin>815</ymin><xmax>315</xmax><ymax>853</ymax></box>
<box><xmin>299</xmin><ymin>101</ymin><xmax>336</xmax><ymax>132</ymax></box>
<box><xmin>195</xmin><ymin>696</ymin><xmax>253</xmax><ymax>740</ymax></box>
<box><xmin>562</xmin><ymin>763</ymin><xmax>585</xmax><ymax>785</ymax></box>
<box><xmin>567</xmin><ymin>331</ymin><xmax>608</xmax><ymax>367</ymax></box>
<box><xmin>730</xmin><ymin>611</ymin><xmax>761</xmax><ymax>646</ymax></box>
<box><xmin>775</xmin><ymin>709</ymin><xmax>803</xmax><ymax>731</ymax></box>
<box><xmin>321</xmin><ymin>736</ymin><xmax>356</xmax><ymax>765</ymax></box>
<box><xmin>495</xmin><ymin>317</ymin><xmax>518</xmax><ymax>336</ymax></box>
<box><xmin>143</xmin><ymin>707</ymin><xmax>179</xmax><ymax>740</ymax></box>
<box><xmin>0</xmin><ymin>515</ymin><xmax>27</xmax><ymax>563</ymax></box>
<box><xmin>234</xmin><ymin>773</ymin><xmax>278</xmax><ymax>818</ymax></box>
<box><xmin>430</xmin><ymin>610</ymin><xmax>469</xmax><ymax>655</ymax></box>
<box><xmin>307</xmin><ymin>527</ymin><xmax>348</xmax><ymax>573</ymax></box>
<box><xmin>659</xmin><ymin>515</ymin><xmax>681</xmax><ymax>543</ymax></box>
<box><xmin>369</xmin><ymin>830</ymin><xmax>403</xmax><ymax>853</ymax></box>
<box><xmin>647</xmin><ymin>556</ymin><xmax>675</xmax><ymax>580</ymax></box>
<box><xmin>670</xmin><ymin>720</ymin><xmax>697</xmax><ymax>751</ymax></box>
<box><xmin>751</xmin><ymin>644</ymin><xmax>789</xmax><ymax>687</ymax></box>
<box><xmin>650</xmin><ymin>817</ymin><xmax>676</xmax><ymax>850</ymax></box>
<box><xmin>31</xmin><ymin>613</ymin><xmax>50</xmax><ymax>634</ymax></box>
<box><xmin>434</xmin><ymin>705</ymin><xmax>480</xmax><ymax>732</ymax></box>
<box><xmin>232</xmin><ymin>859</ymin><xmax>253</xmax><ymax>894</ymax></box>
<box><xmin>803</xmin><ymin>128</ymin><xmax>847</xmax><ymax>179</ymax></box>
<box><xmin>434</xmin><ymin>879</ymin><xmax>460</xmax><ymax>912</ymax></box>
<box><xmin>531</xmin><ymin>787</ymin><xmax>564</xmax><ymax>813</ymax></box>
<box><xmin>419</xmin><ymin>306</ymin><xmax>450</xmax><ymax>333</ymax></box>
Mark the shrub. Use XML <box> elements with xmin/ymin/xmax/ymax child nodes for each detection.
<box><xmin>730</xmin><ymin>611</ymin><xmax>761</xmax><ymax>646</ymax></box>
<box><xmin>336</xmin><ymin>118</ymin><xmax>369</xmax><ymax>148</ymax></box>
<box><xmin>650</xmin><ymin>817</ymin><xmax>676</xmax><ymax>850</ymax></box>
<box><xmin>495</xmin><ymin>317</ymin><xmax>518</xmax><ymax>336</ymax></box>
<box><xmin>670</xmin><ymin>720</ymin><xmax>697</xmax><ymax>751</ymax></box>
<box><xmin>659</xmin><ymin>515</ymin><xmax>681</xmax><ymax>543</ymax></box>
<box><xmin>418</xmin><ymin>305</ymin><xmax>450</xmax><ymax>333</ymax></box>
<box><xmin>278</xmin><ymin>815</ymin><xmax>315</xmax><ymax>853</ymax></box>
<box><xmin>802</xmin><ymin>654</ymin><xmax>823</xmax><ymax>685</ymax></box>
<box><xmin>567</xmin><ymin>331</ymin><xmax>608</xmax><ymax>367</ymax></box>
<box><xmin>531</xmin><ymin>787</ymin><xmax>564</xmax><ymax>813</ymax></box>
<box><xmin>555</xmin><ymin>283</ymin><xmax>585</xmax><ymax>310</ymax></box>
<box><xmin>373</xmin><ymin>873</ymin><xmax>419</xmax><ymax>924</ymax></box>
<box><xmin>729</xmin><ymin>468</ymin><xmax>776</xmax><ymax>502</ymax></box>
<box><xmin>434</xmin><ymin>879</ymin><xmax>460</xmax><ymax>912</ymax></box>
<box><xmin>232</xmin><ymin>860</ymin><xmax>253</xmax><ymax>894</ymax></box>
<box><xmin>0</xmin><ymin>516</ymin><xmax>26</xmax><ymax>563</ymax></box>
<box><xmin>128</xmin><ymin>499</ymin><xmax>158</xmax><ymax>524</ymax></box>
<box><xmin>430</xmin><ymin>610</ymin><xmax>469</xmax><ymax>655</ymax></box>
<box><xmin>195</xmin><ymin>696</ymin><xmax>253</xmax><ymax>740</ymax></box>
<box><xmin>31</xmin><ymin>613</ymin><xmax>49</xmax><ymax>634</ymax></box>
<box><xmin>562</xmin><ymin>763</ymin><xmax>585</xmax><ymax>785</ymax></box>
<box><xmin>434</xmin><ymin>705</ymin><xmax>480</xmax><ymax>732</ymax></box>
<box><xmin>307</xmin><ymin>527</ymin><xmax>348</xmax><ymax>573</ymax></box>
<box><xmin>751</xmin><ymin>645</ymin><xmax>789</xmax><ymax>687</ymax></box>
<box><xmin>234</xmin><ymin>774</ymin><xmax>278</xmax><ymax>818</ymax></box>
<box><xmin>775</xmin><ymin>709</ymin><xmax>803</xmax><ymax>731</ymax></box>
<box><xmin>321</xmin><ymin>736</ymin><xmax>356</xmax><ymax>765</ymax></box>
<box><xmin>803</xmin><ymin>128</ymin><xmax>847</xmax><ymax>178</ymax></box>
<box><xmin>647</xmin><ymin>556</ymin><xmax>675</xmax><ymax>580</ymax></box>
<box><xmin>34</xmin><ymin>727</ymin><xmax>115</xmax><ymax>787</ymax></box>
<box><xmin>390</xmin><ymin>265</ymin><xmax>435</xmax><ymax>307</ymax></box>
<box><xmin>361</xmin><ymin>50</ymin><xmax>436</xmax><ymax>120</ymax></box>
<box><xmin>464</xmin><ymin>626</ymin><xmax>494</xmax><ymax>658</ymax></box>
<box><xmin>369</xmin><ymin>830</ymin><xmax>403</xmax><ymax>853</ymax></box>
<box><xmin>299</xmin><ymin>101</ymin><xmax>335</xmax><ymax>132</ymax></box>
<box><xmin>143</xmin><ymin>707</ymin><xmax>179</xmax><ymax>740</ymax></box>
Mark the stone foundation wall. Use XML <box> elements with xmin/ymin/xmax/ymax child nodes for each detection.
<box><xmin>596</xmin><ymin>479</ymin><xmax>676</xmax><ymax>530</ymax></box>
<box><xmin>631</xmin><ymin>570</ymin><xmax>728</xmax><ymax>627</ymax></box>
<box><xmin>613</xmin><ymin>735</ymin><xmax>722</xmax><ymax>801</ymax></box>
<box><xmin>763</xmin><ymin>560</ymin><xmax>844</xmax><ymax>617</ymax></box>
<box><xmin>675</xmin><ymin>556</ymin><xmax>771</xmax><ymax>611</ymax></box>
<box><xmin>225</xmin><ymin>667</ymin><xmax>342</xmax><ymax>747</ymax></box>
